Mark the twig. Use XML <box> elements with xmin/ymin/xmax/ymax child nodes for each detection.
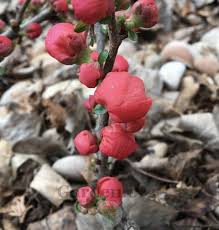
<box><xmin>3</xmin><ymin>7</ymin><xmax>53</xmax><ymax>38</ymax></box>
<box><xmin>6</xmin><ymin>0</ymin><xmax>32</xmax><ymax>38</ymax></box>
<box><xmin>125</xmin><ymin>159</ymin><xmax>179</xmax><ymax>184</ymax></box>
<box><xmin>103</xmin><ymin>12</ymin><xmax>123</xmax><ymax>75</ymax></box>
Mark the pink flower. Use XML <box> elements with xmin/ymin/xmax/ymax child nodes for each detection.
<box><xmin>91</xmin><ymin>52</ymin><xmax>129</xmax><ymax>72</ymax></box>
<box><xmin>96</xmin><ymin>177</ymin><xmax>123</xmax><ymax>208</ymax></box>
<box><xmin>83</xmin><ymin>95</ymin><xmax>96</xmax><ymax>112</ymax></box>
<box><xmin>90</xmin><ymin>51</ymin><xmax>99</xmax><ymax>62</ymax></box>
<box><xmin>18</xmin><ymin>0</ymin><xmax>26</xmax><ymax>4</ymax></box>
<box><xmin>0</xmin><ymin>35</ymin><xmax>13</xmax><ymax>58</ymax></box>
<box><xmin>100</xmin><ymin>124</ymin><xmax>138</xmax><ymax>160</ymax></box>
<box><xmin>71</xmin><ymin>0</ymin><xmax>115</xmax><ymax>24</ymax></box>
<box><xmin>45</xmin><ymin>23</ymin><xmax>86</xmax><ymax>65</ymax></box>
<box><xmin>79</xmin><ymin>63</ymin><xmax>103</xmax><ymax>88</ymax></box>
<box><xmin>77</xmin><ymin>186</ymin><xmax>95</xmax><ymax>207</ymax></box>
<box><xmin>0</xmin><ymin>20</ymin><xmax>6</xmax><ymax>31</ymax></box>
<box><xmin>95</xmin><ymin>72</ymin><xmax>152</xmax><ymax>123</ymax></box>
<box><xmin>112</xmin><ymin>117</ymin><xmax>145</xmax><ymax>133</ymax></box>
<box><xmin>112</xmin><ymin>55</ymin><xmax>129</xmax><ymax>72</ymax></box>
<box><xmin>26</xmin><ymin>23</ymin><xmax>42</xmax><ymax>39</ymax></box>
<box><xmin>130</xmin><ymin>0</ymin><xmax>158</xmax><ymax>29</ymax></box>
<box><xmin>74</xmin><ymin>130</ymin><xmax>98</xmax><ymax>155</ymax></box>
<box><xmin>50</xmin><ymin>0</ymin><xmax>68</xmax><ymax>13</ymax></box>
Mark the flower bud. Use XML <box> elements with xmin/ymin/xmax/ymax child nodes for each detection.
<box><xmin>18</xmin><ymin>0</ymin><xmax>26</xmax><ymax>4</ymax></box>
<box><xmin>0</xmin><ymin>20</ymin><xmax>6</xmax><ymax>31</ymax></box>
<box><xmin>45</xmin><ymin>23</ymin><xmax>87</xmax><ymax>65</ymax></box>
<box><xmin>100</xmin><ymin>124</ymin><xmax>138</xmax><ymax>160</ymax></box>
<box><xmin>0</xmin><ymin>35</ymin><xmax>13</xmax><ymax>58</ymax></box>
<box><xmin>96</xmin><ymin>177</ymin><xmax>123</xmax><ymax>208</ymax></box>
<box><xmin>91</xmin><ymin>52</ymin><xmax>129</xmax><ymax>73</ymax></box>
<box><xmin>79</xmin><ymin>63</ymin><xmax>103</xmax><ymax>88</ymax></box>
<box><xmin>112</xmin><ymin>55</ymin><xmax>129</xmax><ymax>72</ymax></box>
<box><xmin>50</xmin><ymin>0</ymin><xmax>68</xmax><ymax>13</ymax></box>
<box><xmin>26</xmin><ymin>23</ymin><xmax>42</xmax><ymax>39</ymax></box>
<box><xmin>90</xmin><ymin>51</ymin><xmax>99</xmax><ymax>62</ymax></box>
<box><xmin>74</xmin><ymin>130</ymin><xmax>98</xmax><ymax>155</ymax></box>
<box><xmin>95</xmin><ymin>72</ymin><xmax>152</xmax><ymax>123</ymax></box>
<box><xmin>128</xmin><ymin>0</ymin><xmax>158</xmax><ymax>30</ymax></box>
<box><xmin>116</xmin><ymin>0</ymin><xmax>131</xmax><ymax>10</ymax></box>
<box><xmin>71</xmin><ymin>0</ymin><xmax>115</xmax><ymax>24</ymax></box>
<box><xmin>77</xmin><ymin>186</ymin><xmax>95</xmax><ymax>208</ymax></box>
<box><xmin>112</xmin><ymin>116</ymin><xmax>145</xmax><ymax>133</ymax></box>
<box><xmin>83</xmin><ymin>95</ymin><xmax>96</xmax><ymax>112</ymax></box>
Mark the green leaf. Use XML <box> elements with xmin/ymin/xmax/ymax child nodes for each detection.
<box><xmin>100</xmin><ymin>25</ymin><xmax>108</xmax><ymax>35</ymax></box>
<box><xmin>98</xmin><ymin>50</ymin><xmax>109</xmax><ymax>66</ymax></box>
<box><xmin>93</xmin><ymin>104</ymin><xmax>107</xmax><ymax>115</ymax></box>
<box><xmin>76</xmin><ymin>48</ymin><xmax>92</xmax><ymax>64</ymax></box>
<box><xmin>128</xmin><ymin>31</ymin><xmax>138</xmax><ymax>42</ymax></box>
<box><xmin>0</xmin><ymin>67</ymin><xmax>5</xmax><ymax>77</ymax></box>
<box><xmin>74</xmin><ymin>21</ymin><xmax>88</xmax><ymax>33</ymax></box>
<box><xmin>99</xmin><ymin>16</ymin><xmax>112</xmax><ymax>25</ymax></box>
<box><xmin>74</xmin><ymin>202</ymin><xmax>81</xmax><ymax>213</ymax></box>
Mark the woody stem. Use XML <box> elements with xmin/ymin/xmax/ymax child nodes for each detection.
<box><xmin>95</xmin><ymin>13</ymin><xmax>124</xmax><ymax>179</ymax></box>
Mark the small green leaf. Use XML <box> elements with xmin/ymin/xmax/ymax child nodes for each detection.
<box><xmin>99</xmin><ymin>16</ymin><xmax>112</xmax><ymax>25</ymax></box>
<box><xmin>74</xmin><ymin>21</ymin><xmax>88</xmax><ymax>33</ymax></box>
<box><xmin>98</xmin><ymin>50</ymin><xmax>109</xmax><ymax>66</ymax></box>
<box><xmin>93</xmin><ymin>104</ymin><xmax>107</xmax><ymax>115</ymax></box>
<box><xmin>0</xmin><ymin>67</ymin><xmax>5</xmax><ymax>77</ymax></box>
<box><xmin>76</xmin><ymin>48</ymin><xmax>92</xmax><ymax>64</ymax></box>
<box><xmin>100</xmin><ymin>25</ymin><xmax>108</xmax><ymax>35</ymax></box>
<box><xmin>74</xmin><ymin>202</ymin><xmax>81</xmax><ymax>213</ymax></box>
<box><xmin>128</xmin><ymin>31</ymin><xmax>138</xmax><ymax>42</ymax></box>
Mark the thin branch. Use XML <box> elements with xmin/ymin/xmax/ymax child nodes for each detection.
<box><xmin>14</xmin><ymin>0</ymin><xmax>32</xmax><ymax>30</ymax></box>
<box><xmin>103</xmin><ymin>12</ymin><xmax>123</xmax><ymax>75</ymax></box>
<box><xmin>3</xmin><ymin>7</ymin><xmax>53</xmax><ymax>38</ymax></box>
<box><xmin>95</xmin><ymin>13</ymin><xmax>125</xmax><ymax>179</ymax></box>
<box><xmin>125</xmin><ymin>159</ymin><xmax>179</xmax><ymax>184</ymax></box>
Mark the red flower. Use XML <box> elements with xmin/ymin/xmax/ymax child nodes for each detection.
<box><xmin>71</xmin><ymin>0</ymin><xmax>115</xmax><ymax>24</ymax></box>
<box><xmin>74</xmin><ymin>130</ymin><xmax>98</xmax><ymax>155</ymax></box>
<box><xmin>45</xmin><ymin>23</ymin><xmax>86</xmax><ymax>65</ymax></box>
<box><xmin>0</xmin><ymin>20</ymin><xmax>5</xmax><ymax>31</ymax></box>
<box><xmin>50</xmin><ymin>0</ymin><xmax>68</xmax><ymax>12</ymax></box>
<box><xmin>112</xmin><ymin>55</ymin><xmax>129</xmax><ymax>72</ymax></box>
<box><xmin>79</xmin><ymin>63</ymin><xmax>103</xmax><ymax>88</ymax></box>
<box><xmin>0</xmin><ymin>35</ymin><xmax>13</xmax><ymax>58</ymax></box>
<box><xmin>95</xmin><ymin>72</ymin><xmax>152</xmax><ymax>123</ymax></box>
<box><xmin>26</xmin><ymin>23</ymin><xmax>42</xmax><ymax>39</ymax></box>
<box><xmin>112</xmin><ymin>117</ymin><xmax>145</xmax><ymax>133</ymax></box>
<box><xmin>91</xmin><ymin>52</ymin><xmax>129</xmax><ymax>72</ymax></box>
<box><xmin>83</xmin><ymin>95</ymin><xmax>96</xmax><ymax>112</ymax></box>
<box><xmin>96</xmin><ymin>177</ymin><xmax>123</xmax><ymax>208</ymax></box>
<box><xmin>99</xmin><ymin>124</ymin><xmax>138</xmax><ymax>160</ymax></box>
<box><xmin>130</xmin><ymin>0</ymin><xmax>158</xmax><ymax>29</ymax></box>
<box><xmin>77</xmin><ymin>186</ymin><xmax>95</xmax><ymax>207</ymax></box>
<box><xmin>90</xmin><ymin>51</ymin><xmax>99</xmax><ymax>62</ymax></box>
<box><xmin>18</xmin><ymin>0</ymin><xmax>26</xmax><ymax>4</ymax></box>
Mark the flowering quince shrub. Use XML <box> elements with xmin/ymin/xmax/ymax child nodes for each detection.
<box><xmin>0</xmin><ymin>0</ymin><xmax>158</xmax><ymax>223</ymax></box>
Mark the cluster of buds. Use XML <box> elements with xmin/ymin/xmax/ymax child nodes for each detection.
<box><xmin>76</xmin><ymin>177</ymin><xmax>123</xmax><ymax>215</ymax></box>
<box><xmin>0</xmin><ymin>0</ymin><xmax>159</xmax><ymax>217</ymax></box>
<box><xmin>74</xmin><ymin>67</ymin><xmax>152</xmax><ymax>160</ymax></box>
